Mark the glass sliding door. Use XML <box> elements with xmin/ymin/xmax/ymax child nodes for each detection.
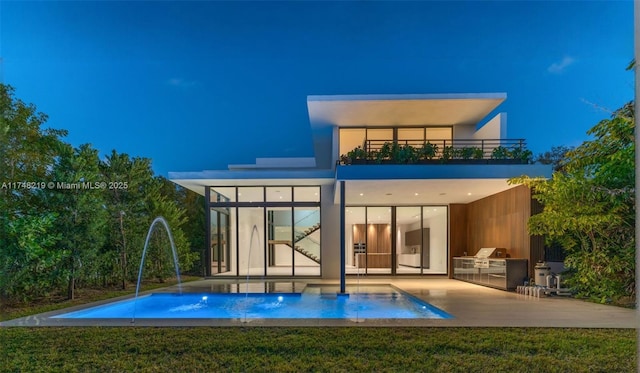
<box><xmin>210</xmin><ymin>207</ymin><xmax>231</xmax><ymax>275</ymax></box>
<box><xmin>395</xmin><ymin>207</ymin><xmax>423</xmax><ymax>274</ymax></box>
<box><xmin>238</xmin><ymin>207</ymin><xmax>265</xmax><ymax>276</ymax></box>
<box><xmin>345</xmin><ymin>207</ymin><xmax>365</xmax><ymax>274</ymax></box>
<box><xmin>366</xmin><ymin>207</ymin><xmax>392</xmax><ymax>274</ymax></box>
<box><xmin>345</xmin><ymin>207</ymin><xmax>392</xmax><ymax>274</ymax></box>
<box><xmin>293</xmin><ymin>207</ymin><xmax>321</xmax><ymax>276</ymax></box>
<box><xmin>266</xmin><ymin>207</ymin><xmax>293</xmax><ymax>276</ymax></box>
<box><xmin>345</xmin><ymin>204</ymin><xmax>448</xmax><ymax>276</ymax></box>
<box><xmin>422</xmin><ymin>206</ymin><xmax>448</xmax><ymax>274</ymax></box>
<box><xmin>208</xmin><ymin>185</ymin><xmax>321</xmax><ymax>278</ymax></box>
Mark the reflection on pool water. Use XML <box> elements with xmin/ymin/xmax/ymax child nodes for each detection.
<box><xmin>53</xmin><ymin>286</ymin><xmax>452</xmax><ymax>319</ymax></box>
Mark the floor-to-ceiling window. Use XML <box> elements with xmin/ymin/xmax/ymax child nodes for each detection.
<box><xmin>206</xmin><ymin>186</ymin><xmax>321</xmax><ymax>277</ymax></box>
<box><xmin>339</xmin><ymin>126</ymin><xmax>453</xmax><ymax>155</ymax></box>
<box><xmin>345</xmin><ymin>205</ymin><xmax>448</xmax><ymax>275</ymax></box>
<box><xmin>210</xmin><ymin>207</ymin><xmax>231</xmax><ymax>275</ymax></box>
<box><xmin>396</xmin><ymin>207</ymin><xmax>423</xmax><ymax>274</ymax></box>
<box><xmin>365</xmin><ymin>207</ymin><xmax>392</xmax><ymax>274</ymax></box>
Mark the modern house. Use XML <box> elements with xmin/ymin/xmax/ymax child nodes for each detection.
<box><xmin>169</xmin><ymin>93</ymin><xmax>552</xmax><ymax>290</ymax></box>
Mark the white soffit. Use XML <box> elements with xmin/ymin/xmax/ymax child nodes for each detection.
<box><xmin>172</xmin><ymin>177</ymin><xmax>333</xmax><ymax>196</ymax></box>
<box><xmin>307</xmin><ymin>93</ymin><xmax>506</xmax><ymax>127</ymax></box>
<box><xmin>335</xmin><ymin>178</ymin><xmax>518</xmax><ymax>205</ymax></box>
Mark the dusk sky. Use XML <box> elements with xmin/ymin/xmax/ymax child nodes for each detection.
<box><xmin>2</xmin><ymin>1</ymin><xmax>634</xmax><ymax>176</ymax></box>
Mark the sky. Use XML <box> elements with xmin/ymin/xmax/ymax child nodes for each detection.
<box><xmin>1</xmin><ymin>0</ymin><xmax>635</xmax><ymax>176</ymax></box>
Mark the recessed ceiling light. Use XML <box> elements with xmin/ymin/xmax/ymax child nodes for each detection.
<box><xmin>359</xmin><ymin>193</ymin><xmax>364</xmax><ymax>196</ymax></box>
<box><xmin>414</xmin><ymin>193</ymin><xmax>419</xmax><ymax>196</ymax></box>
<box><xmin>467</xmin><ymin>192</ymin><xmax>472</xmax><ymax>196</ymax></box>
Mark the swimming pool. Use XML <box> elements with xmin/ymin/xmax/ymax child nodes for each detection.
<box><xmin>53</xmin><ymin>286</ymin><xmax>452</xmax><ymax>320</ymax></box>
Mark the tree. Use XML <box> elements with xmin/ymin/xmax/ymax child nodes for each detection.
<box><xmin>47</xmin><ymin>143</ymin><xmax>108</xmax><ymax>299</ymax></box>
<box><xmin>0</xmin><ymin>84</ymin><xmax>67</xmax><ymax>302</ymax></box>
<box><xmin>512</xmin><ymin>101</ymin><xmax>635</xmax><ymax>305</ymax></box>
<box><xmin>0</xmin><ymin>85</ymin><xmax>67</xmax><ymax>214</ymax></box>
<box><xmin>143</xmin><ymin>177</ymin><xmax>198</xmax><ymax>281</ymax></box>
<box><xmin>99</xmin><ymin>150</ymin><xmax>156</xmax><ymax>289</ymax></box>
<box><xmin>180</xmin><ymin>188</ymin><xmax>206</xmax><ymax>276</ymax></box>
<box><xmin>534</xmin><ymin>145</ymin><xmax>574</xmax><ymax>172</ymax></box>
<box><xmin>0</xmin><ymin>214</ymin><xmax>62</xmax><ymax>302</ymax></box>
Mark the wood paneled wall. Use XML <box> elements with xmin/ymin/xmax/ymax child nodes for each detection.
<box><xmin>353</xmin><ymin>224</ymin><xmax>391</xmax><ymax>253</ymax></box>
<box><xmin>449</xmin><ymin>204</ymin><xmax>468</xmax><ymax>276</ymax></box>
<box><xmin>449</xmin><ymin>185</ymin><xmax>542</xmax><ymax>277</ymax></box>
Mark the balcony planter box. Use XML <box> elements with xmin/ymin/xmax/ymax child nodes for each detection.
<box><xmin>487</xmin><ymin>159</ymin><xmax>523</xmax><ymax>165</ymax></box>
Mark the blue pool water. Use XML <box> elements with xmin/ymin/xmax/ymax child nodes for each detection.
<box><xmin>53</xmin><ymin>290</ymin><xmax>452</xmax><ymax>319</ymax></box>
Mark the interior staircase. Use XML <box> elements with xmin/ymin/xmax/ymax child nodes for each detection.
<box><xmin>288</xmin><ymin>223</ymin><xmax>321</xmax><ymax>263</ymax></box>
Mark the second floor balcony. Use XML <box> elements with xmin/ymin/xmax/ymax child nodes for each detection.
<box><xmin>339</xmin><ymin>139</ymin><xmax>532</xmax><ymax>165</ymax></box>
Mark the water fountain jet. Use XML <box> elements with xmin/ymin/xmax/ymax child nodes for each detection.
<box><xmin>242</xmin><ymin>224</ymin><xmax>261</xmax><ymax>323</ymax></box>
<box><xmin>131</xmin><ymin>216</ymin><xmax>182</xmax><ymax>323</ymax></box>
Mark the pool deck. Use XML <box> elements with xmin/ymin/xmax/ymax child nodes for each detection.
<box><xmin>1</xmin><ymin>277</ymin><xmax>637</xmax><ymax>328</ymax></box>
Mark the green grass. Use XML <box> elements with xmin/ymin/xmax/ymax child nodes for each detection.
<box><xmin>0</xmin><ymin>327</ymin><xmax>635</xmax><ymax>372</ymax></box>
<box><xmin>2</xmin><ymin>281</ymin><xmax>636</xmax><ymax>371</ymax></box>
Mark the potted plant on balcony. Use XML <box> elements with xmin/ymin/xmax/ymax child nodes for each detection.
<box><xmin>342</xmin><ymin>146</ymin><xmax>367</xmax><ymax>164</ymax></box>
<box><xmin>418</xmin><ymin>141</ymin><xmax>438</xmax><ymax>163</ymax></box>
<box><xmin>376</xmin><ymin>141</ymin><xmax>393</xmax><ymax>164</ymax></box>
<box><xmin>490</xmin><ymin>146</ymin><xmax>513</xmax><ymax>164</ymax></box>
<box><xmin>440</xmin><ymin>145</ymin><xmax>456</xmax><ymax>163</ymax></box>
<box><xmin>510</xmin><ymin>146</ymin><xmax>533</xmax><ymax>164</ymax></box>
<box><xmin>391</xmin><ymin>144</ymin><xmax>418</xmax><ymax>164</ymax></box>
<box><xmin>460</xmin><ymin>147</ymin><xmax>475</xmax><ymax>160</ymax></box>
<box><xmin>472</xmin><ymin>147</ymin><xmax>484</xmax><ymax>160</ymax></box>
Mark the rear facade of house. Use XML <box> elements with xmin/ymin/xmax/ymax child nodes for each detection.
<box><xmin>169</xmin><ymin>93</ymin><xmax>552</xmax><ymax>287</ymax></box>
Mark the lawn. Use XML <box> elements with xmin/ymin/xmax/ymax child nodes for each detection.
<box><xmin>1</xmin><ymin>327</ymin><xmax>635</xmax><ymax>372</ymax></box>
<box><xmin>1</xmin><ymin>279</ymin><xmax>636</xmax><ymax>372</ymax></box>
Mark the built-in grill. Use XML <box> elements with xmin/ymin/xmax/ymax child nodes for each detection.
<box><xmin>473</xmin><ymin>248</ymin><xmax>507</xmax><ymax>268</ymax></box>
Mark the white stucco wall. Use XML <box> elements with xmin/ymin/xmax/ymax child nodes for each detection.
<box><xmin>453</xmin><ymin>124</ymin><xmax>476</xmax><ymax>139</ymax></box>
<box><xmin>473</xmin><ymin>112</ymin><xmax>507</xmax><ymax>140</ymax></box>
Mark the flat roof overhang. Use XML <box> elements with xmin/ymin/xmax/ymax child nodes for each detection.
<box><xmin>307</xmin><ymin>93</ymin><xmax>507</xmax><ymax>127</ymax></box>
<box><xmin>170</xmin><ymin>164</ymin><xmax>552</xmax><ymax>204</ymax></box>
<box><xmin>334</xmin><ymin>164</ymin><xmax>552</xmax><ymax>205</ymax></box>
<box><xmin>169</xmin><ymin>169</ymin><xmax>335</xmax><ymax>196</ymax></box>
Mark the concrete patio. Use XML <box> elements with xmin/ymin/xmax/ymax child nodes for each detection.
<box><xmin>1</xmin><ymin>277</ymin><xmax>636</xmax><ymax>328</ymax></box>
